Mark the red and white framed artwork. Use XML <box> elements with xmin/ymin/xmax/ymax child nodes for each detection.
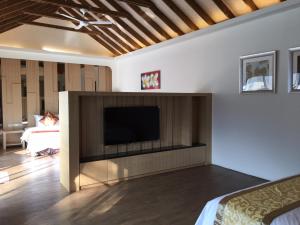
<box><xmin>141</xmin><ymin>70</ymin><xmax>161</xmax><ymax>90</ymax></box>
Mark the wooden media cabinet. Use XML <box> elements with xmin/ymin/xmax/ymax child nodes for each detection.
<box><xmin>60</xmin><ymin>92</ymin><xmax>212</xmax><ymax>192</ymax></box>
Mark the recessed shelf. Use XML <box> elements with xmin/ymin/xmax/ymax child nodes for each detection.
<box><xmin>80</xmin><ymin>143</ymin><xmax>207</xmax><ymax>163</ymax></box>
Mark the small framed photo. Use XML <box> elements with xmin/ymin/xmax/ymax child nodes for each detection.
<box><xmin>240</xmin><ymin>51</ymin><xmax>277</xmax><ymax>93</ymax></box>
<box><xmin>141</xmin><ymin>70</ymin><xmax>161</xmax><ymax>90</ymax></box>
<box><xmin>289</xmin><ymin>47</ymin><xmax>300</xmax><ymax>93</ymax></box>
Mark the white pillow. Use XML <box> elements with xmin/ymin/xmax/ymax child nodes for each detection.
<box><xmin>33</xmin><ymin>115</ymin><xmax>45</xmax><ymax>127</ymax></box>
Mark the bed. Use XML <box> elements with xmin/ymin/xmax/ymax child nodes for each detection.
<box><xmin>21</xmin><ymin>113</ymin><xmax>60</xmax><ymax>156</ymax></box>
<box><xmin>195</xmin><ymin>175</ymin><xmax>300</xmax><ymax>225</ymax></box>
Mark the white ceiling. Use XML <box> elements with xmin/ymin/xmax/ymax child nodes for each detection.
<box><xmin>0</xmin><ymin>17</ymin><xmax>114</xmax><ymax>57</ymax></box>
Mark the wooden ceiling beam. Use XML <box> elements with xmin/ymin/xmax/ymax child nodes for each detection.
<box><xmin>125</xmin><ymin>3</ymin><xmax>171</xmax><ymax>40</ymax></box>
<box><xmin>0</xmin><ymin>0</ymin><xmax>12</xmax><ymax>9</ymax></box>
<box><xmin>57</xmin><ymin>8</ymin><xmax>99</xmax><ymax>21</ymax></box>
<box><xmin>0</xmin><ymin>2</ymin><xmax>37</xmax><ymax>20</ymax></box>
<box><xmin>91</xmin><ymin>28</ymin><xmax>128</xmax><ymax>54</ymax></box>
<box><xmin>149</xmin><ymin>2</ymin><xmax>185</xmax><ymax>36</ymax></box>
<box><xmin>162</xmin><ymin>0</ymin><xmax>198</xmax><ymax>31</ymax></box>
<box><xmin>24</xmin><ymin>11</ymin><xmax>115</xmax><ymax>29</ymax></box>
<box><xmin>0</xmin><ymin>22</ymin><xmax>31</xmax><ymax>34</ymax></box>
<box><xmin>118</xmin><ymin>0</ymin><xmax>186</xmax><ymax>36</ymax></box>
<box><xmin>65</xmin><ymin>12</ymin><xmax>123</xmax><ymax>56</ymax></box>
<box><xmin>0</xmin><ymin>15</ymin><xmax>38</xmax><ymax>34</ymax></box>
<box><xmin>64</xmin><ymin>7</ymin><xmax>127</xmax><ymax>54</ymax></box>
<box><xmin>100</xmin><ymin>27</ymin><xmax>135</xmax><ymax>52</ymax></box>
<box><xmin>30</xmin><ymin>0</ymin><xmax>129</xmax><ymax>18</ymax></box>
<box><xmin>0</xmin><ymin>0</ymin><xmax>27</xmax><ymax>13</ymax></box>
<box><xmin>85</xmin><ymin>0</ymin><xmax>144</xmax><ymax>49</ymax></box>
<box><xmin>0</xmin><ymin>0</ymin><xmax>283</xmax><ymax>56</ymax></box>
<box><xmin>24</xmin><ymin>10</ymin><xmax>82</xmax><ymax>22</ymax></box>
<box><xmin>0</xmin><ymin>1</ymin><xmax>120</xmax><ymax>55</ymax></box>
<box><xmin>73</xmin><ymin>2</ymin><xmax>134</xmax><ymax>52</ymax></box>
<box><xmin>213</xmin><ymin>0</ymin><xmax>235</xmax><ymax>19</ymax></box>
<box><xmin>118</xmin><ymin>0</ymin><xmax>184</xmax><ymax>35</ymax></box>
<box><xmin>20</xmin><ymin>21</ymin><xmax>112</xmax><ymax>34</ymax></box>
<box><xmin>106</xmin><ymin>0</ymin><xmax>159</xmax><ymax>44</ymax></box>
<box><xmin>185</xmin><ymin>0</ymin><xmax>215</xmax><ymax>25</ymax></box>
<box><xmin>242</xmin><ymin>0</ymin><xmax>259</xmax><ymax>11</ymax></box>
<box><xmin>0</xmin><ymin>11</ymin><xmax>36</xmax><ymax>25</ymax></box>
<box><xmin>0</xmin><ymin>15</ymin><xmax>37</xmax><ymax>30</ymax></box>
<box><xmin>0</xmin><ymin>24</ymin><xmax>22</xmax><ymax>34</ymax></box>
<box><xmin>0</xmin><ymin>3</ymin><xmax>58</xmax><ymax>34</ymax></box>
<box><xmin>90</xmin><ymin>34</ymin><xmax>121</xmax><ymax>56</ymax></box>
<box><xmin>111</xmin><ymin>25</ymin><xmax>141</xmax><ymax>49</ymax></box>
<box><xmin>115</xmin><ymin>0</ymin><xmax>152</xmax><ymax>8</ymax></box>
<box><xmin>79</xmin><ymin>0</ymin><xmax>137</xmax><ymax>51</ymax></box>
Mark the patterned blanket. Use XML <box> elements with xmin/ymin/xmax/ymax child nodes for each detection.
<box><xmin>214</xmin><ymin>175</ymin><xmax>300</xmax><ymax>225</ymax></box>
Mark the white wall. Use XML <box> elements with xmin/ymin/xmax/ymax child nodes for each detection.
<box><xmin>114</xmin><ymin>2</ymin><xmax>300</xmax><ymax>180</ymax></box>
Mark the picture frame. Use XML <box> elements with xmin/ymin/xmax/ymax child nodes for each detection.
<box><xmin>239</xmin><ymin>51</ymin><xmax>277</xmax><ymax>94</ymax></box>
<box><xmin>288</xmin><ymin>47</ymin><xmax>300</xmax><ymax>93</ymax></box>
<box><xmin>141</xmin><ymin>70</ymin><xmax>161</xmax><ymax>90</ymax></box>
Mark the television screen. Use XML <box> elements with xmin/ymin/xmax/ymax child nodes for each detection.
<box><xmin>104</xmin><ymin>106</ymin><xmax>160</xmax><ymax>145</ymax></box>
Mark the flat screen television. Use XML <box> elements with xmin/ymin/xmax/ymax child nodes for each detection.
<box><xmin>104</xmin><ymin>106</ymin><xmax>160</xmax><ymax>145</ymax></box>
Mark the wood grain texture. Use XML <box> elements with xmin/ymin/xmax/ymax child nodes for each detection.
<box><xmin>1</xmin><ymin>58</ymin><xmax>22</xmax><ymax>130</ymax></box>
<box><xmin>59</xmin><ymin>91</ymin><xmax>71</xmax><ymax>191</ymax></box>
<box><xmin>152</xmin><ymin>96</ymin><xmax>162</xmax><ymax>149</ymax></box>
<box><xmin>62</xmin><ymin>92</ymin><xmax>212</xmax><ymax>191</ymax></box>
<box><xmin>98</xmin><ymin>66</ymin><xmax>112</xmax><ymax>92</ymax></box>
<box><xmin>69</xmin><ymin>93</ymin><xmax>81</xmax><ymax>191</ymax></box>
<box><xmin>162</xmin><ymin>0</ymin><xmax>198</xmax><ymax>31</ymax></box>
<box><xmin>142</xmin><ymin>96</ymin><xmax>156</xmax><ymax>150</ymax></box>
<box><xmin>0</xmin><ymin>150</ymin><xmax>267</xmax><ymax>225</ymax></box>
<box><xmin>80</xmin><ymin>160</ymin><xmax>108</xmax><ymax>186</ymax></box>
<box><xmin>31</xmin><ymin>0</ymin><xmax>130</xmax><ymax>18</ymax></box>
<box><xmin>80</xmin><ymin>146</ymin><xmax>207</xmax><ymax>188</ymax></box>
<box><xmin>44</xmin><ymin>62</ymin><xmax>59</xmax><ymax>113</ymax></box>
<box><xmin>124</xmin><ymin>96</ymin><xmax>143</xmax><ymax>152</ymax></box>
<box><xmin>180</xmin><ymin>97</ymin><xmax>193</xmax><ymax>146</ymax></box>
<box><xmin>65</xmin><ymin>63</ymin><xmax>81</xmax><ymax>91</ymax></box>
<box><xmin>1</xmin><ymin>58</ymin><xmax>112</xmax><ymax>135</ymax></box>
<box><xmin>204</xmin><ymin>94</ymin><xmax>212</xmax><ymax>163</ymax></box>
<box><xmin>80</xmin><ymin>96</ymin><xmax>103</xmax><ymax>158</ymax></box>
<box><xmin>173</xmin><ymin>97</ymin><xmax>183</xmax><ymax>146</ymax></box>
<box><xmin>84</xmin><ymin>65</ymin><xmax>97</xmax><ymax>91</ymax></box>
<box><xmin>59</xmin><ymin>91</ymin><xmax>80</xmax><ymax>192</ymax></box>
<box><xmin>103</xmin><ymin>96</ymin><xmax>118</xmax><ymax>155</ymax></box>
<box><xmin>115</xmin><ymin>96</ymin><xmax>130</xmax><ymax>154</ymax></box>
<box><xmin>0</xmin><ymin>1</ymin><xmax>283</xmax><ymax>56</ymax></box>
<box><xmin>26</xmin><ymin>60</ymin><xmax>40</xmax><ymax>126</ymax></box>
<box><xmin>213</xmin><ymin>0</ymin><xmax>235</xmax><ymax>19</ymax></box>
<box><xmin>79</xmin><ymin>94</ymin><xmax>211</xmax><ymax>160</ymax></box>
<box><xmin>185</xmin><ymin>0</ymin><xmax>216</xmax><ymax>25</ymax></box>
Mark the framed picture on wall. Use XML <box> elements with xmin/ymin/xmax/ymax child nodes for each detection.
<box><xmin>288</xmin><ymin>47</ymin><xmax>300</xmax><ymax>93</ymax></box>
<box><xmin>141</xmin><ymin>70</ymin><xmax>161</xmax><ymax>90</ymax></box>
<box><xmin>239</xmin><ymin>51</ymin><xmax>277</xmax><ymax>93</ymax></box>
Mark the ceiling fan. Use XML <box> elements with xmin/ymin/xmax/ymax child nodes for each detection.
<box><xmin>56</xmin><ymin>8</ymin><xmax>113</xmax><ymax>30</ymax></box>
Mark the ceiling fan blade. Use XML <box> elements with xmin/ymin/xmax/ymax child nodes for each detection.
<box><xmin>88</xmin><ymin>21</ymin><xmax>113</xmax><ymax>25</ymax></box>
<box><xmin>73</xmin><ymin>24</ymin><xmax>84</xmax><ymax>30</ymax></box>
<box><xmin>56</xmin><ymin>12</ymin><xmax>81</xmax><ymax>22</ymax></box>
<box><xmin>74</xmin><ymin>21</ymin><xmax>87</xmax><ymax>30</ymax></box>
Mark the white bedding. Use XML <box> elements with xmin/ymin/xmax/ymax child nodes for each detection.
<box><xmin>195</xmin><ymin>187</ymin><xmax>300</xmax><ymax>225</ymax></box>
<box><xmin>21</xmin><ymin>126</ymin><xmax>60</xmax><ymax>155</ymax></box>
